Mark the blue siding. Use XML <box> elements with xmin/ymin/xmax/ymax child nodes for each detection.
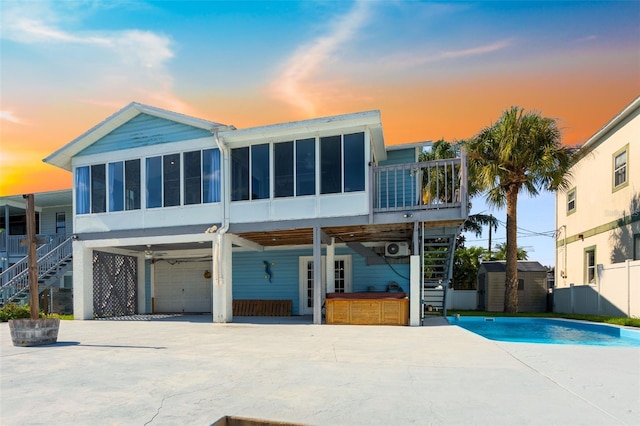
<box><xmin>77</xmin><ymin>113</ymin><xmax>212</xmax><ymax>156</ymax></box>
<box><xmin>377</xmin><ymin>149</ymin><xmax>419</xmax><ymax>209</ymax></box>
<box><xmin>232</xmin><ymin>247</ymin><xmax>410</xmax><ymax>315</ymax></box>
<box><xmin>379</xmin><ymin>148</ymin><xmax>416</xmax><ymax>166</ymax></box>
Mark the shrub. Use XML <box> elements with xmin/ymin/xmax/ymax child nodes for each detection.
<box><xmin>0</xmin><ymin>304</ymin><xmax>42</xmax><ymax>322</ymax></box>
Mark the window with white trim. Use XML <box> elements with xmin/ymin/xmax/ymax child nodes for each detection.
<box><xmin>613</xmin><ymin>147</ymin><xmax>627</xmax><ymax>189</ymax></box>
<box><xmin>585</xmin><ymin>247</ymin><xmax>596</xmax><ymax>284</ymax></box>
<box><xmin>567</xmin><ymin>188</ymin><xmax>576</xmax><ymax>214</ymax></box>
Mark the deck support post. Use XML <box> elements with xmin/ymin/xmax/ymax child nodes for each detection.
<box><xmin>326</xmin><ymin>237</ymin><xmax>335</xmax><ymax>293</ymax></box>
<box><xmin>313</xmin><ymin>226</ymin><xmax>322</xmax><ymax>324</ymax></box>
<box><xmin>410</xmin><ymin>255</ymin><xmax>421</xmax><ymax>326</ymax></box>
<box><xmin>73</xmin><ymin>241</ymin><xmax>94</xmax><ymax>320</ymax></box>
<box><xmin>212</xmin><ymin>233</ymin><xmax>233</xmax><ymax>323</ymax></box>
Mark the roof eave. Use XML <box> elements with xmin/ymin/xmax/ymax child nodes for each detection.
<box><xmin>578</xmin><ymin>95</ymin><xmax>640</xmax><ymax>155</ymax></box>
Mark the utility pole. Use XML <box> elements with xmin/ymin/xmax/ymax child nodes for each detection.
<box><xmin>24</xmin><ymin>194</ymin><xmax>39</xmax><ymax>319</ymax></box>
<box><xmin>487</xmin><ymin>214</ymin><xmax>493</xmax><ymax>260</ymax></box>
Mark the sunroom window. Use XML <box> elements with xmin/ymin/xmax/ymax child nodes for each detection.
<box><xmin>202</xmin><ymin>148</ymin><xmax>221</xmax><ymax>203</ymax></box>
<box><xmin>274</xmin><ymin>138</ymin><xmax>316</xmax><ymax>198</ymax></box>
<box><xmin>231</xmin><ymin>144</ymin><xmax>270</xmax><ymax>201</ymax></box>
<box><xmin>163</xmin><ymin>154</ymin><xmax>180</xmax><ymax>207</ymax></box>
<box><xmin>320</xmin><ymin>135</ymin><xmax>342</xmax><ymax>194</ymax></box>
<box><xmin>184</xmin><ymin>151</ymin><xmax>202</xmax><ymax>205</ymax></box>
<box><xmin>124</xmin><ymin>159</ymin><xmax>141</xmax><ymax>210</ymax></box>
<box><xmin>91</xmin><ymin>164</ymin><xmax>106</xmax><ymax>213</ymax></box>
<box><xmin>296</xmin><ymin>138</ymin><xmax>316</xmax><ymax>196</ymax></box>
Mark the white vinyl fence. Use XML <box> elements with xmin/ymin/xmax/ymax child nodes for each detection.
<box><xmin>446</xmin><ymin>289</ymin><xmax>477</xmax><ymax>311</ymax></box>
<box><xmin>554</xmin><ymin>259</ymin><xmax>640</xmax><ymax>318</ymax></box>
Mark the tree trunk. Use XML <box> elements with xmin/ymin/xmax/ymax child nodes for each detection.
<box><xmin>504</xmin><ymin>187</ymin><xmax>519</xmax><ymax>313</ymax></box>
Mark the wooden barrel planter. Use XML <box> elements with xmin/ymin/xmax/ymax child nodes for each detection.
<box><xmin>8</xmin><ymin>318</ymin><xmax>60</xmax><ymax>347</ymax></box>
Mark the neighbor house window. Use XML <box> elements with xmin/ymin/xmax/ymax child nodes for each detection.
<box><xmin>634</xmin><ymin>234</ymin><xmax>640</xmax><ymax>261</ymax></box>
<box><xmin>567</xmin><ymin>188</ymin><xmax>576</xmax><ymax>214</ymax></box>
<box><xmin>585</xmin><ymin>246</ymin><xmax>596</xmax><ymax>284</ymax></box>
<box><xmin>55</xmin><ymin>212</ymin><xmax>66</xmax><ymax>235</ymax></box>
<box><xmin>613</xmin><ymin>146</ymin><xmax>628</xmax><ymax>190</ymax></box>
<box><xmin>518</xmin><ymin>279</ymin><xmax>525</xmax><ymax>291</ymax></box>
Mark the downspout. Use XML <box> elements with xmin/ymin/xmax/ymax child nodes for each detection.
<box><xmin>211</xmin><ymin>128</ymin><xmax>231</xmax><ymax>285</ymax></box>
<box><xmin>213</xmin><ymin>128</ymin><xmax>231</xmax><ymax>237</ymax></box>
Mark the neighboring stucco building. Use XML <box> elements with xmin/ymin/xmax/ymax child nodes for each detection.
<box><xmin>555</xmin><ymin>95</ymin><xmax>640</xmax><ymax>316</ymax></box>
<box><xmin>17</xmin><ymin>102</ymin><xmax>469</xmax><ymax>324</ymax></box>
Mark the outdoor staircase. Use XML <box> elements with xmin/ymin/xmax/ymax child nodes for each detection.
<box><xmin>0</xmin><ymin>237</ymin><xmax>73</xmax><ymax>307</ymax></box>
<box><xmin>421</xmin><ymin>231</ymin><xmax>456</xmax><ymax>319</ymax></box>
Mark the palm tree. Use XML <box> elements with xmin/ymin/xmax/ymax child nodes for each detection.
<box><xmin>465</xmin><ymin>106</ymin><xmax>574</xmax><ymax>313</ymax></box>
<box><xmin>491</xmin><ymin>242</ymin><xmax>528</xmax><ymax>261</ymax></box>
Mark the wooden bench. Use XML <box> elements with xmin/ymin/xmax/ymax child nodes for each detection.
<box><xmin>233</xmin><ymin>300</ymin><xmax>292</xmax><ymax>316</ymax></box>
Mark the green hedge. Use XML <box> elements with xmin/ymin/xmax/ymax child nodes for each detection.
<box><xmin>0</xmin><ymin>304</ymin><xmax>42</xmax><ymax>322</ymax></box>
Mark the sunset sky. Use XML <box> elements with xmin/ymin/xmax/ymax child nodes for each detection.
<box><xmin>1</xmin><ymin>0</ymin><xmax>639</xmax><ymax>265</ymax></box>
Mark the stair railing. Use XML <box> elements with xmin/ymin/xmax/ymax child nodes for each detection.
<box><xmin>0</xmin><ymin>234</ymin><xmax>65</xmax><ymax>288</ymax></box>
<box><xmin>0</xmin><ymin>237</ymin><xmax>73</xmax><ymax>303</ymax></box>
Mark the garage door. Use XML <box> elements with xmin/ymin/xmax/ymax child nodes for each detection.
<box><xmin>154</xmin><ymin>261</ymin><xmax>212</xmax><ymax>313</ymax></box>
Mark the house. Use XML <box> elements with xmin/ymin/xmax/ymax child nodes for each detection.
<box><xmin>2</xmin><ymin>102</ymin><xmax>469</xmax><ymax>324</ymax></box>
<box><xmin>555</xmin><ymin>95</ymin><xmax>640</xmax><ymax>317</ymax></box>
<box><xmin>477</xmin><ymin>261</ymin><xmax>549</xmax><ymax>312</ymax></box>
<box><xmin>0</xmin><ymin>190</ymin><xmax>74</xmax><ymax>312</ymax></box>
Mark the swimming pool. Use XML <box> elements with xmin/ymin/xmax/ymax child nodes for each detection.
<box><xmin>447</xmin><ymin>316</ymin><xmax>640</xmax><ymax>347</ymax></box>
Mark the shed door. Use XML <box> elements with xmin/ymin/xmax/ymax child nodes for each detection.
<box><xmin>154</xmin><ymin>261</ymin><xmax>212</xmax><ymax>313</ymax></box>
<box><xmin>477</xmin><ymin>273</ymin><xmax>486</xmax><ymax>311</ymax></box>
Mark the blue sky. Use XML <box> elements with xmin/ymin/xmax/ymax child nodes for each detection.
<box><xmin>1</xmin><ymin>0</ymin><xmax>639</xmax><ymax>267</ymax></box>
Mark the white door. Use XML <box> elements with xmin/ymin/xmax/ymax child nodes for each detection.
<box><xmin>154</xmin><ymin>261</ymin><xmax>212</xmax><ymax>313</ymax></box>
<box><xmin>298</xmin><ymin>255</ymin><xmax>351</xmax><ymax>315</ymax></box>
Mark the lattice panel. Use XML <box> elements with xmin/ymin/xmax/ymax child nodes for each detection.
<box><xmin>93</xmin><ymin>251</ymin><xmax>138</xmax><ymax>318</ymax></box>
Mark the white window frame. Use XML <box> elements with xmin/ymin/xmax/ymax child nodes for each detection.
<box><xmin>613</xmin><ymin>145</ymin><xmax>628</xmax><ymax>191</ymax></box>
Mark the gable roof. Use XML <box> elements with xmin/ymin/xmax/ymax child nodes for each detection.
<box><xmin>43</xmin><ymin>102</ymin><xmax>229</xmax><ymax>171</ymax></box>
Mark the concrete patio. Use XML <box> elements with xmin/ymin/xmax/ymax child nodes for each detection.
<box><xmin>1</xmin><ymin>316</ymin><xmax>638</xmax><ymax>425</ymax></box>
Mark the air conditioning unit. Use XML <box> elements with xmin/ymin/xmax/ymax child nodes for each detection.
<box><xmin>385</xmin><ymin>242</ymin><xmax>409</xmax><ymax>257</ymax></box>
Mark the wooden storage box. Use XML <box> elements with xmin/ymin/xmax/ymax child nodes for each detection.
<box><xmin>325</xmin><ymin>292</ymin><xmax>408</xmax><ymax>326</ymax></box>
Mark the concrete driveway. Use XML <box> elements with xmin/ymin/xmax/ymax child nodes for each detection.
<box><xmin>1</xmin><ymin>316</ymin><xmax>639</xmax><ymax>425</ymax></box>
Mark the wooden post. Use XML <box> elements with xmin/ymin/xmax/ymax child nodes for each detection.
<box><xmin>24</xmin><ymin>194</ymin><xmax>39</xmax><ymax>320</ymax></box>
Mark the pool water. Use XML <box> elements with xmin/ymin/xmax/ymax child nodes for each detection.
<box><xmin>447</xmin><ymin>316</ymin><xmax>640</xmax><ymax>347</ymax></box>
